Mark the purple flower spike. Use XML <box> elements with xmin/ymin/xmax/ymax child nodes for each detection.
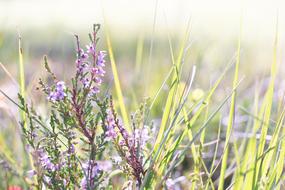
<box><xmin>105</xmin><ymin>109</ymin><xmax>117</xmax><ymax>140</ymax></box>
<box><xmin>78</xmin><ymin>48</ymin><xmax>88</xmax><ymax>61</ymax></box>
<box><xmin>38</xmin><ymin>149</ymin><xmax>55</xmax><ymax>171</ymax></box>
<box><xmin>97</xmin><ymin>51</ymin><xmax>106</xmax><ymax>67</ymax></box>
<box><xmin>106</xmin><ymin>128</ymin><xmax>117</xmax><ymax>140</ymax></box>
<box><xmin>56</xmin><ymin>81</ymin><xmax>66</xmax><ymax>90</ymax></box>
<box><xmin>26</xmin><ymin>170</ymin><xmax>37</xmax><ymax>178</ymax></box>
<box><xmin>56</xmin><ymin>91</ymin><xmax>66</xmax><ymax>100</ymax></box>
<box><xmin>94</xmin><ymin>77</ymin><xmax>102</xmax><ymax>85</ymax></box>
<box><xmin>47</xmin><ymin>92</ymin><xmax>57</xmax><ymax>102</ymax></box>
<box><xmin>81</xmin><ymin>52</ymin><xmax>89</xmax><ymax>60</ymax></box>
<box><xmin>81</xmin><ymin>78</ymin><xmax>90</xmax><ymax>88</ymax></box>
<box><xmin>69</xmin><ymin>144</ymin><xmax>75</xmax><ymax>154</ymax></box>
<box><xmin>90</xmin><ymin>86</ymin><xmax>100</xmax><ymax>95</ymax></box>
<box><xmin>80</xmin><ymin>161</ymin><xmax>102</xmax><ymax>189</ymax></box>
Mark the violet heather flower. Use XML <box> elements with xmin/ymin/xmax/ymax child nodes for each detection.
<box><xmin>80</xmin><ymin>161</ymin><xmax>102</xmax><ymax>189</ymax></box>
<box><xmin>47</xmin><ymin>81</ymin><xmax>66</xmax><ymax>102</ymax></box>
<box><xmin>133</xmin><ymin>128</ymin><xmax>150</xmax><ymax>147</ymax></box>
<box><xmin>97</xmin><ymin>51</ymin><xmax>106</xmax><ymax>67</ymax></box>
<box><xmin>91</xmin><ymin>67</ymin><xmax>105</xmax><ymax>77</ymax></box>
<box><xmin>26</xmin><ymin>170</ymin><xmax>37</xmax><ymax>178</ymax></box>
<box><xmin>86</xmin><ymin>44</ymin><xmax>96</xmax><ymax>55</ymax></box>
<box><xmin>75</xmin><ymin>39</ymin><xmax>107</xmax><ymax>96</ymax></box>
<box><xmin>81</xmin><ymin>78</ymin><xmax>90</xmax><ymax>88</ymax></box>
<box><xmin>37</xmin><ymin>149</ymin><xmax>55</xmax><ymax>171</ymax></box>
<box><xmin>79</xmin><ymin>48</ymin><xmax>89</xmax><ymax>61</ymax></box>
<box><xmin>105</xmin><ymin>109</ymin><xmax>117</xmax><ymax>140</ymax></box>
<box><xmin>90</xmin><ymin>86</ymin><xmax>100</xmax><ymax>95</ymax></box>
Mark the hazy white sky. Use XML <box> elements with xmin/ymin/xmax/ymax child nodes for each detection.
<box><xmin>0</xmin><ymin>0</ymin><xmax>284</xmax><ymax>42</ymax></box>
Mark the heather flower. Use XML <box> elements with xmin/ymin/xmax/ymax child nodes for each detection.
<box><xmin>56</xmin><ymin>81</ymin><xmax>65</xmax><ymax>90</ymax></box>
<box><xmin>119</xmin><ymin>139</ymin><xmax>126</xmax><ymax>146</ymax></box>
<box><xmin>76</xmin><ymin>59</ymin><xmax>89</xmax><ymax>74</ymax></box>
<box><xmin>73</xmin><ymin>37</ymin><xmax>107</xmax><ymax>97</ymax></box>
<box><xmin>63</xmin><ymin>179</ymin><xmax>67</xmax><ymax>187</ymax></box>
<box><xmin>80</xmin><ymin>161</ymin><xmax>102</xmax><ymax>189</ymax></box>
<box><xmin>16</xmin><ymin>25</ymin><xmax>134</xmax><ymax>189</ymax></box>
<box><xmin>97</xmin><ymin>160</ymin><xmax>112</xmax><ymax>172</ymax></box>
<box><xmin>166</xmin><ymin>179</ymin><xmax>175</xmax><ymax>190</ymax></box>
<box><xmin>69</xmin><ymin>144</ymin><xmax>75</xmax><ymax>154</ymax></box>
<box><xmin>121</xmin><ymin>128</ymin><xmax>129</xmax><ymax>139</ymax></box>
<box><xmin>133</xmin><ymin>128</ymin><xmax>150</xmax><ymax>147</ymax></box>
<box><xmin>105</xmin><ymin>109</ymin><xmax>117</xmax><ymax>140</ymax></box>
<box><xmin>26</xmin><ymin>170</ymin><xmax>37</xmax><ymax>178</ymax></box>
<box><xmin>97</xmin><ymin>51</ymin><xmax>106</xmax><ymax>67</ymax></box>
<box><xmin>37</xmin><ymin>149</ymin><xmax>55</xmax><ymax>171</ymax></box>
<box><xmin>105</xmin><ymin>126</ymin><xmax>117</xmax><ymax>140</ymax></box>
<box><xmin>165</xmin><ymin>176</ymin><xmax>186</xmax><ymax>190</ymax></box>
<box><xmin>79</xmin><ymin>48</ymin><xmax>89</xmax><ymax>61</ymax></box>
<box><xmin>80</xmin><ymin>177</ymin><xmax>88</xmax><ymax>190</ymax></box>
<box><xmin>47</xmin><ymin>81</ymin><xmax>66</xmax><ymax>102</ymax></box>
<box><xmin>90</xmin><ymin>86</ymin><xmax>100</xmax><ymax>95</ymax></box>
<box><xmin>81</xmin><ymin>52</ymin><xmax>89</xmax><ymax>60</ymax></box>
<box><xmin>106</xmin><ymin>102</ymin><xmax>144</xmax><ymax>187</ymax></box>
<box><xmin>47</xmin><ymin>92</ymin><xmax>57</xmax><ymax>102</ymax></box>
<box><xmin>86</xmin><ymin>44</ymin><xmax>96</xmax><ymax>55</ymax></box>
<box><xmin>81</xmin><ymin>78</ymin><xmax>90</xmax><ymax>88</ymax></box>
<box><xmin>94</xmin><ymin>77</ymin><xmax>102</xmax><ymax>85</ymax></box>
<box><xmin>91</xmin><ymin>67</ymin><xmax>105</xmax><ymax>76</ymax></box>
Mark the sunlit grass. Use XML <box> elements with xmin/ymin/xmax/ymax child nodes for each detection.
<box><xmin>0</xmin><ymin>6</ymin><xmax>284</xmax><ymax>190</ymax></box>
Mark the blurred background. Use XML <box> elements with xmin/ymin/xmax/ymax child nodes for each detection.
<box><xmin>0</xmin><ymin>0</ymin><xmax>285</xmax><ymax>132</ymax></box>
<box><xmin>0</xmin><ymin>0</ymin><xmax>285</xmax><ymax>187</ymax></box>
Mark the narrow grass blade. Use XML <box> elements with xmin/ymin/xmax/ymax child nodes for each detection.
<box><xmin>218</xmin><ymin>9</ymin><xmax>243</xmax><ymax>190</ymax></box>
<box><xmin>253</xmin><ymin>12</ymin><xmax>279</xmax><ymax>187</ymax></box>
<box><xmin>105</xmin><ymin>30</ymin><xmax>130</xmax><ymax>130</ymax></box>
<box><xmin>258</xmin><ymin>11</ymin><xmax>279</xmax><ymax>170</ymax></box>
<box><xmin>18</xmin><ymin>35</ymin><xmax>27</xmax><ymax>128</ymax></box>
<box><xmin>18</xmin><ymin>34</ymin><xmax>38</xmax><ymax>183</ymax></box>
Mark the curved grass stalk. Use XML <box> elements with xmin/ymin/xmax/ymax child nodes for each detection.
<box><xmin>218</xmin><ymin>7</ymin><xmax>243</xmax><ymax>190</ymax></box>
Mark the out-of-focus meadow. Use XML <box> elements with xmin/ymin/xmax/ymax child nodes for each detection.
<box><xmin>0</xmin><ymin>0</ymin><xmax>284</xmax><ymax>112</ymax></box>
<box><xmin>1</xmin><ymin>0</ymin><xmax>285</xmax><ymax>189</ymax></box>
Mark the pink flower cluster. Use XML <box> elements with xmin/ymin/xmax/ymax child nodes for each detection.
<box><xmin>105</xmin><ymin>109</ymin><xmax>150</xmax><ymax>148</ymax></box>
<box><xmin>76</xmin><ymin>42</ymin><xmax>107</xmax><ymax>96</ymax></box>
<box><xmin>36</xmin><ymin>148</ymin><xmax>67</xmax><ymax>172</ymax></box>
<box><xmin>47</xmin><ymin>81</ymin><xmax>66</xmax><ymax>102</ymax></box>
<box><xmin>105</xmin><ymin>109</ymin><xmax>118</xmax><ymax>140</ymax></box>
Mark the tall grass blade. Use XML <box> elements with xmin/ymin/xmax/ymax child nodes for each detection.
<box><xmin>105</xmin><ymin>30</ymin><xmax>130</xmax><ymax>130</ymax></box>
<box><xmin>218</xmin><ymin>8</ymin><xmax>243</xmax><ymax>190</ymax></box>
<box><xmin>258</xmin><ymin>12</ymin><xmax>280</xmax><ymax>185</ymax></box>
<box><xmin>254</xmin><ymin>12</ymin><xmax>278</xmax><ymax>187</ymax></box>
<box><xmin>18</xmin><ymin>34</ymin><xmax>38</xmax><ymax>184</ymax></box>
<box><xmin>18</xmin><ymin>35</ymin><xmax>26</xmax><ymax>128</ymax></box>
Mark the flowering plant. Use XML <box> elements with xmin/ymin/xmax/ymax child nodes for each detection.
<box><xmin>17</xmin><ymin>24</ymin><xmax>152</xmax><ymax>190</ymax></box>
